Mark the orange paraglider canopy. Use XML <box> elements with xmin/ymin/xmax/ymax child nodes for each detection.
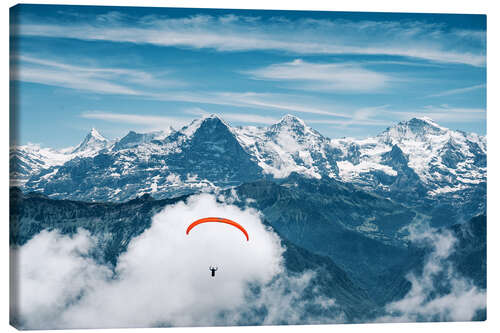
<box><xmin>186</xmin><ymin>217</ymin><xmax>249</xmax><ymax>241</ymax></box>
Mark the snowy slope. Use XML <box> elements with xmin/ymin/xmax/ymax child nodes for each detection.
<box><xmin>71</xmin><ymin>128</ymin><xmax>109</xmax><ymax>155</ymax></box>
<box><xmin>10</xmin><ymin>144</ymin><xmax>71</xmax><ymax>186</ymax></box>
<box><xmin>10</xmin><ymin>128</ymin><xmax>111</xmax><ymax>186</ymax></box>
<box><xmin>331</xmin><ymin>117</ymin><xmax>487</xmax><ymax>197</ymax></box>
<box><xmin>234</xmin><ymin>114</ymin><xmax>339</xmax><ymax>179</ymax></box>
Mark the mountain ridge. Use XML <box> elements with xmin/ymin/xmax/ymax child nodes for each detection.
<box><xmin>12</xmin><ymin>114</ymin><xmax>486</xmax><ymax>222</ymax></box>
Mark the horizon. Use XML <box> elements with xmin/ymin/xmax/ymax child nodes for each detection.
<box><xmin>10</xmin><ymin>4</ymin><xmax>486</xmax><ymax>148</ymax></box>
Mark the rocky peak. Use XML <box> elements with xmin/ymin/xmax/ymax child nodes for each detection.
<box><xmin>180</xmin><ymin>114</ymin><xmax>231</xmax><ymax>138</ymax></box>
<box><xmin>279</xmin><ymin>114</ymin><xmax>306</xmax><ymax>126</ymax></box>
<box><xmin>272</xmin><ymin>114</ymin><xmax>306</xmax><ymax>130</ymax></box>
<box><xmin>380</xmin><ymin>117</ymin><xmax>447</xmax><ymax>144</ymax></box>
<box><xmin>72</xmin><ymin>128</ymin><xmax>109</xmax><ymax>154</ymax></box>
<box><xmin>382</xmin><ymin>144</ymin><xmax>408</xmax><ymax>168</ymax></box>
<box><xmin>268</xmin><ymin>114</ymin><xmax>320</xmax><ymax>139</ymax></box>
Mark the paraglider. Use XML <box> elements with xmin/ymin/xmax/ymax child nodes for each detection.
<box><xmin>209</xmin><ymin>266</ymin><xmax>218</xmax><ymax>277</ymax></box>
<box><xmin>186</xmin><ymin>217</ymin><xmax>249</xmax><ymax>278</ymax></box>
<box><xmin>186</xmin><ymin>217</ymin><xmax>249</xmax><ymax>241</ymax></box>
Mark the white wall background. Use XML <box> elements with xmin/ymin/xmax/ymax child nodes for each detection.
<box><xmin>2</xmin><ymin>1</ymin><xmax>499</xmax><ymax>333</ymax></box>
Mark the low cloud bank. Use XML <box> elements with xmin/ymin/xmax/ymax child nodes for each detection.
<box><xmin>10</xmin><ymin>194</ymin><xmax>341</xmax><ymax>329</ymax></box>
<box><xmin>11</xmin><ymin>193</ymin><xmax>484</xmax><ymax>328</ymax></box>
<box><xmin>377</xmin><ymin>223</ymin><xmax>486</xmax><ymax>322</ymax></box>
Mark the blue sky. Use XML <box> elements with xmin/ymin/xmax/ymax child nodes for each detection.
<box><xmin>10</xmin><ymin>4</ymin><xmax>486</xmax><ymax>148</ymax></box>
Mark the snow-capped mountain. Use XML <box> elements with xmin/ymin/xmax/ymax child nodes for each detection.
<box><xmin>22</xmin><ymin>115</ymin><xmax>263</xmax><ymax>201</ymax></box>
<box><xmin>234</xmin><ymin>114</ymin><xmax>339</xmax><ymax>179</ymax></box>
<box><xmin>10</xmin><ymin>128</ymin><xmax>111</xmax><ymax>186</ymax></box>
<box><xmin>10</xmin><ymin>144</ymin><xmax>67</xmax><ymax>186</ymax></box>
<box><xmin>71</xmin><ymin>128</ymin><xmax>109</xmax><ymax>154</ymax></box>
<box><xmin>331</xmin><ymin>117</ymin><xmax>486</xmax><ymax>197</ymax></box>
<box><xmin>13</xmin><ymin>114</ymin><xmax>486</xmax><ymax>218</ymax></box>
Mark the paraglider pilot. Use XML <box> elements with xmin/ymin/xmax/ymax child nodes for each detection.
<box><xmin>209</xmin><ymin>266</ymin><xmax>218</xmax><ymax>277</ymax></box>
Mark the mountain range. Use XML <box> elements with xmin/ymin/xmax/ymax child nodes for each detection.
<box><xmin>11</xmin><ymin>114</ymin><xmax>486</xmax><ymax>225</ymax></box>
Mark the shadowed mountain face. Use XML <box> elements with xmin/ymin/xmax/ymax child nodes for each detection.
<box><xmin>224</xmin><ymin>175</ymin><xmax>418</xmax><ymax>294</ymax></box>
<box><xmin>164</xmin><ymin>116</ymin><xmax>263</xmax><ymax>184</ymax></box>
<box><xmin>9</xmin><ymin>187</ymin><xmax>185</xmax><ymax>264</ymax></box>
<box><xmin>448</xmin><ymin>215</ymin><xmax>486</xmax><ymax>289</ymax></box>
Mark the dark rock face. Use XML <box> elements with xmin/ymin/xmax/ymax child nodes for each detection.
<box><xmin>112</xmin><ymin>131</ymin><xmax>158</xmax><ymax>151</ymax></box>
<box><xmin>226</xmin><ymin>175</ymin><xmax>416</xmax><ymax>296</ymax></box>
<box><xmin>165</xmin><ymin>117</ymin><xmax>262</xmax><ymax>184</ymax></box>
<box><xmin>440</xmin><ymin>139</ymin><xmax>466</xmax><ymax>169</ymax></box>
<box><xmin>10</xmin><ymin>186</ymin><xmax>188</xmax><ymax>264</ymax></box>
<box><xmin>382</xmin><ymin>145</ymin><xmax>408</xmax><ymax>168</ymax></box>
<box><xmin>9</xmin><ymin>148</ymin><xmax>46</xmax><ymax>183</ymax></box>
<box><xmin>448</xmin><ymin>215</ymin><xmax>486</xmax><ymax>289</ymax></box>
<box><xmin>378</xmin><ymin>145</ymin><xmax>427</xmax><ymax>199</ymax></box>
<box><xmin>345</xmin><ymin>143</ymin><xmax>362</xmax><ymax>165</ymax></box>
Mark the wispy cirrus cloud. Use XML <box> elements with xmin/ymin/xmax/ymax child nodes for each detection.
<box><xmin>12</xmin><ymin>54</ymin><xmax>182</xmax><ymax>95</ymax></box>
<box><xmin>390</xmin><ymin>104</ymin><xmax>486</xmax><ymax>123</ymax></box>
<box><xmin>185</xmin><ymin>108</ymin><xmax>280</xmax><ymax>125</ymax></box>
<box><xmin>427</xmin><ymin>84</ymin><xmax>486</xmax><ymax>98</ymax></box>
<box><xmin>16</xmin><ymin>14</ymin><xmax>486</xmax><ymax>66</ymax></box>
<box><xmin>12</xmin><ymin>54</ymin><xmax>353</xmax><ymax>118</ymax></box>
<box><xmin>208</xmin><ymin>92</ymin><xmax>350</xmax><ymax>118</ymax></box>
<box><xmin>13</xmin><ymin>61</ymin><xmax>140</xmax><ymax>96</ymax></box>
<box><xmin>215</xmin><ymin>113</ymin><xmax>279</xmax><ymax>125</ymax></box>
<box><xmin>245</xmin><ymin>59</ymin><xmax>392</xmax><ymax>93</ymax></box>
<box><xmin>80</xmin><ymin>111</ymin><xmax>190</xmax><ymax>130</ymax></box>
<box><xmin>11</xmin><ymin>52</ymin><xmax>486</xmax><ymax>137</ymax></box>
<box><xmin>308</xmin><ymin>103</ymin><xmax>486</xmax><ymax>130</ymax></box>
<box><xmin>308</xmin><ymin>105</ymin><xmax>392</xmax><ymax>127</ymax></box>
<box><xmin>82</xmin><ymin>109</ymin><xmax>280</xmax><ymax>129</ymax></box>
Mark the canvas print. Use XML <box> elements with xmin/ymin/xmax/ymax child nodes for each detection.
<box><xmin>9</xmin><ymin>4</ymin><xmax>486</xmax><ymax>330</ymax></box>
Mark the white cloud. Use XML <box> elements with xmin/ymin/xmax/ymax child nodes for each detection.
<box><xmin>184</xmin><ymin>107</ymin><xmax>280</xmax><ymax>125</ymax></box>
<box><xmin>390</xmin><ymin>105</ymin><xmax>486</xmax><ymax>123</ymax></box>
<box><xmin>221</xmin><ymin>113</ymin><xmax>279</xmax><ymax>125</ymax></box>
<box><xmin>9</xmin><ymin>230</ymin><xmax>112</xmax><ymax>329</ymax></box>
<box><xmin>81</xmin><ymin>110</ymin><xmax>277</xmax><ymax>130</ymax></box>
<box><xmin>80</xmin><ymin>111</ymin><xmax>191</xmax><ymax>130</ymax></box>
<box><xmin>308</xmin><ymin>105</ymin><xmax>392</xmax><ymax>127</ymax></box>
<box><xmin>12</xmin><ymin>54</ymin><xmax>182</xmax><ymax>96</ymax></box>
<box><xmin>10</xmin><ymin>194</ymin><xmax>341</xmax><ymax>329</ymax></box>
<box><xmin>377</xmin><ymin>223</ymin><xmax>486</xmax><ymax>322</ymax></box>
<box><xmin>427</xmin><ymin>84</ymin><xmax>486</xmax><ymax>98</ymax></box>
<box><xmin>246</xmin><ymin>59</ymin><xmax>392</xmax><ymax>92</ymax></box>
<box><xmin>12</xmin><ymin>54</ymin><xmax>355</xmax><ymax>118</ymax></box>
<box><xmin>16</xmin><ymin>14</ymin><xmax>486</xmax><ymax>66</ymax></box>
<box><xmin>209</xmin><ymin>92</ymin><xmax>350</xmax><ymax>118</ymax></box>
<box><xmin>14</xmin><ymin>65</ymin><xmax>141</xmax><ymax>96</ymax></box>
